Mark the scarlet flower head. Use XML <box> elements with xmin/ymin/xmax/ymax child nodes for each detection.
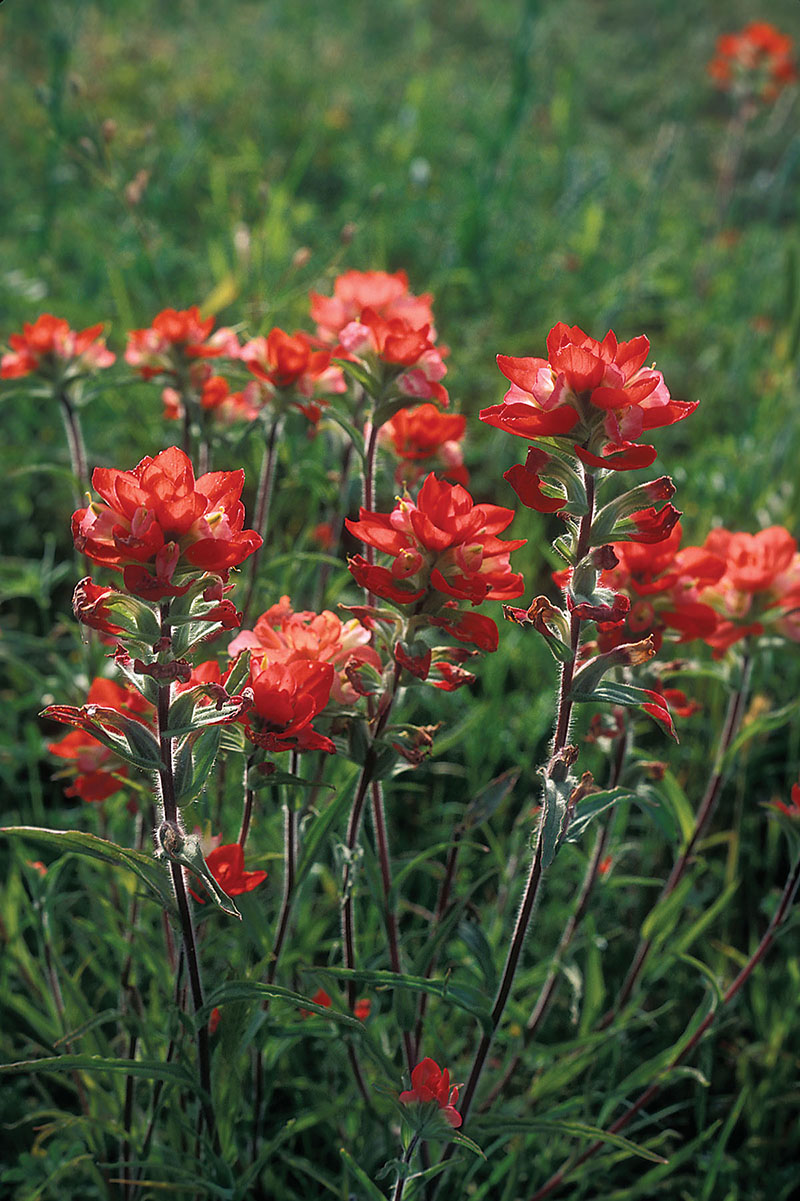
<box><xmin>310</xmin><ymin>269</ymin><xmax>435</xmax><ymax>343</ymax></box>
<box><xmin>773</xmin><ymin>780</ymin><xmax>800</xmax><ymax>820</ymax></box>
<box><xmin>1</xmin><ymin>313</ymin><xmax>115</xmax><ymax>381</ymax></box>
<box><xmin>229</xmin><ymin>596</ymin><xmax>380</xmax><ymax>705</ymax></box>
<box><xmin>708</xmin><ymin>22</ymin><xmax>797</xmax><ymax>101</ymax></box>
<box><xmin>346</xmin><ymin>473</ymin><xmax>525</xmax><ymax>616</ymax></box>
<box><xmin>72</xmin><ymin>447</ymin><xmax>262</xmax><ymax>599</ymax></box>
<box><xmin>192</xmin><ymin>842</ymin><xmax>267</xmax><ymax>902</ymax></box>
<box><xmin>339</xmin><ymin>308</ymin><xmax>449</xmax><ymax>406</ymax></box>
<box><xmin>240</xmin><ymin>328</ymin><xmax>346</xmax><ymax>405</ymax></box>
<box><xmin>695</xmin><ymin>526</ymin><xmax>800</xmax><ymax>655</ymax></box>
<box><xmin>125</xmin><ymin>307</ymin><xmax>236</xmax><ymax>380</ymax></box>
<box><xmin>299</xmin><ymin>988</ymin><xmax>332</xmax><ymax>1018</ymax></box>
<box><xmin>47</xmin><ymin>677</ymin><xmax>153</xmax><ymax>803</ymax></box>
<box><xmin>399</xmin><ymin>1058</ymin><xmax>462</xmax><ymax>1129</ymax></box>
<box><xmin>380</xmin><ymin>403</ymin><xmax>468</xmax><ymax>485</ymax></box>
<box><xmin>481</xmin><ymin>323</ymin><xmax>697</xmax><ymax>471</ymax></box>
<box><xmin>244</xmin><ymin>658</ymin><xmax>336</xmax><ymax>754</ymax></box>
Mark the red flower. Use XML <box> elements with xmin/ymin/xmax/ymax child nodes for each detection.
<box><xmin>346</xmin><ymin>473</ymin><xmax>525</xmax><ymax>608</ymax></box>
<box><xmin>339</xmin><ymin>308</ymin><xmax>449</xmax><ymax>405</ymax></box>
<box><xmin>1</xmin><ymin>313</ymin><xmax>114</xmax><ymax>380</ymax></box>
<box><xmin>353</xmin><ymin>998</ymin><xmax>371</xmax><ymax>1021</ymax></box>
<box><xmin>47</xmin><ymin>677</ymin><xmax>153</xmax><ymax>803</ymax></box>
<box><xmin>71</xmin><ymin>578</ymin><xmax>125</xmax><ymax>637</ymax></box>
<box><xmin>72</xmin><ymin>447</ymin><xmax>262</xmax><ymax>598</ymax></box>
<box><xmin>300</xmin><ymin>988</ymin><xmax>332</xmax><ymax>1017</ymax></box>
<box><xmin>709</xmin><ymin>22</ymin><xmax>797</xmax><ymax>101</ymax></box>
<box><xmin>310</xmin><ymin>269</ymin><xmax>435</xmax><ymax>343</ymax></box>
<box><xmin>380</xmin><ymin>403</ymin><xmax>468</xmax><ymax>485</ymax></box>
<box><xmin>193</xmin><ymin>842</ymin><xmax>267</xmax><ymax>902</ymax></box>
<box><xmin>773</xmin><ymin>780</ymin><xmax>800</xmax><ymax>819</ymax></box>
<box><xmin>241</xmin><ymin>328</ymin><xmax>346</xmax><ymax>401</ymax></box>
<box><xmin>399</xmin><ymin>1058</ymin><xmax>462</xmax><ymax>1128</ymax></box>
<box><xmin>481</xmin><ymin>323</ymin><xmax>696</xmax><ymax>471</ymax></box>
<box><xmin>125</xmin><ymin>307</ymin><xmax>232</xmax><ymax>380</ymax></box>
<box><xmin>244</xmin><ymin>658</ymin><xmax>336</xmax><ymax>754</ymax></box>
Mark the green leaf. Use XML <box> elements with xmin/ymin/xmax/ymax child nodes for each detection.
<box><xmin>722</xmin><ymin>695</ymin><xmax>800</xmax><ymax>766</ymax></box>
<box><xmin>295</xmin><ymin>771</ymin><xmax>358</xmax><ymax>887</ymax></box>
<box><xmin>564</xmin><ymin>788</ymin><xmax>638</xmax><ymax>843</ymax></box>
<box><xmin>0</xmin><ymin>1054</ymin><xmax>192</xmax><ymax>1086</ymax></box>
<box><xmin>1</xmin><ymin>827</ymin><xmax>175</xmax><ymax>914</ymax></box>
<box><xmin>640</xmin><ymin>877</ymin><xmax>693</xmax><ymax>944</ymax></box>
<box><xmin>315</xmin><ymin>967</ymin><xmax>493</xmax><ymax>1033</ymax></box>
<box><xmin>449</xmin><ymin>1130</ymin><xmax>486</xmax><ymax>1158</ymax></box>
<box><xmin>540</xmin><ymin>777</ymin><xmax>568</xmax><ymax>868</ymax></box>
<box><xmin>458</xmin><ymin>919</ymin><xmax>498</xmax><ymax>995</ymax></box>
<box><xmin>339</xmin><ymin>1147</ymin><xmax>386</xmax><ymax>1200</ymax></box>
<box><xmin>463</xmin><ymin>769</ymin><xmax>520</xmax><ymax>830</ymax></box>
<box><xmin>173</xmin><ymin>726</ymin><xmax>221</xmax><ymax>806</ymax></box>
<box><xmin>334</xmin><ymin>358</ymin><xmax>382</xmax><ymax>400</ymax></box>
<box><xmin>473</xmin><ymin>1118</ymin><xmax>667</xmax><ymax>1164</ymax></box>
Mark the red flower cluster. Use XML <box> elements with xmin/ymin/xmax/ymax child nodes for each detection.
<box><xmin>346</xmin><ymin>473</ymin><xmax>525</xmax><ymax>649</ymax></box>
<box><xmin>380</xmin><ymin>403</ymin><xmax>468</xmax><ymax>485</ymax></box>
<box><xmin>125</xmin><ymin>307</ymin><xmax>239</xmax><ymax>380</ymax></box>
<box><xmin>244</xmin><ymin>658</ymin><xmax>335</xmax><ymax>754</ymax></box>
<box><xmin>339</xmin><ymin>308</ymin><xmax>448</xmax><ymax>406</ymax></box>
<box><xmin>72</xmin><ymin>447</ymin><xmax>262</xmax><ymax>599</ymax></box>
<box><xmin>310</xmin><ymin>269</ymin><xmax>435</xmax><ymax>344</ymax></box>
<box><xmin>241</xmin><ymin>328</ymin><xmax>345</xmax><ymax>402</ymax></box>
<box><xmin>708</xmin><ymin>22</ymin><xmax>797</xmax><ymax>101</ymax></box>
<box><xmin>1</xmin><ymin>314</ymin><xmax>114</xmax><ymax>380</ymax></box>
<box><xmin>481</xmin><ymin>322</ymin><xmax>696</xmax><ymax>471</ymax></box>
<box><xmin>229</xmin><ymin>595</ymin><xmax>380</xmax><ymax>705</ymax></box>
<box><xmin>198</xmin><ymin>842</ymin><xmax>267</xmax><ymax>900</ymax></box>
<box><xmin>47</xmin><ymin>677</ymin><xmax>153</xmax><ymax>803</ymax></box>
<box><xmin>399</xmin><ymin>1058</ymin><xmax>462</xmax><ymax>1129</ymax></box>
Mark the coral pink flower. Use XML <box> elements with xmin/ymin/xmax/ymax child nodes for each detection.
<box><xmin>47</xmin><ymin>677</ymin><xmax>153</xmax><ymax>803</ymax></box>
<box><xmin>399</xmin><ymin>1058</ymin><xmax>462</xmax><ymax>1128</ymax></box>
<box><xmin>310</xmin><ymin>269</ymin><xmax>435</xmax><ymax>343</ymax></box>
<box><xmin>1</xmin><ymin>313</ymin><xmax>115</xmax><ymax>380</ymax></box>
<box><xmin>229</xmin><ymin>596</ymin><xmax>380</xmax><ymax>705</ymax></box>
<box><xmin>244</xmin><ymin>658</ymin><xmax>335</xmax><ymax>754</ymax></box>
<box><xmin>347</xmin><ymin>473</ymin><xmax>525</xmax><ymax>613</ymax></box>
<box><xmin>380</xmin><ymin>403</ymin><xmax>468</xmax><ymax>485</ymax></box>
<box><xmin>72</xmin><ymin>447</ymin><xmax>262</xmax><ymax>599</ymax></box>
<box><xmin>708</xmin><ymin>22</ymin><xmax>797</xmax><ymax>100</ymax></box>
<box><xmin>481</xmin><ymin>323</ymin><xmax>696</xmax><ymax>471</ymax></box>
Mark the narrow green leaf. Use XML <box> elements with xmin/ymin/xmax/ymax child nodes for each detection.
<box><xmin>339</xmin><ymin>1147</ymin><xmax>386</xmax><ymax>1200</ymax></box>
<box><xmin>315</xmin><ymin>967</ymin><xmax>493</xmax><ymax>1032</ymax></box>
<box><xmin>474</xmin><ymin>1118</ymin><xmax>667</xmax><ymax>1164</ymax></box>
<box><xmin>0</xmin><ymin>1054</ymin><xmax>192</xmax><ymax>1086</ymax></box>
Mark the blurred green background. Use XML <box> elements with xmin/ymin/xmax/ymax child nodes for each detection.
<box><xmin>1</xmin><ymin>1</ymin><xmax>800</xmax><ymax>1198</ymax></box>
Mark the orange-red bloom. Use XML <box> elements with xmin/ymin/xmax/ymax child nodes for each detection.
<box><xmin>380</xmin><ymin>403</ymin><xmax>468</xmax><ymax>485</ymax></box>
<box><xmin>229</xmin><ymin>596</ymin><xmax>379</xmax><ymax>705</ymax></box>
<box><xmin>346</xmin><ymin>473</ymin><xmax>525</xmax><ymax>611</ymax></box>
<box><xmin>310</xmin><ymin>269</ymin><xmax>435</xmax><ymax>343</ymax></box>
<box><xmin>1</xmin><ymin>313</ymin><xmax>114</xmax><ymax>380</ymax></box>
<box><xmin>399</xmin><ymin>1058</ymin><xmax>462</xmax><ymax>1128</ymax></box>
<box><xmin>47</xmin><ymin>677</ymin><xmax>153</xmax><ymax>803</ymax></box>
<box><xmin>481</xmin><ymin>323</ymin><xmax>696</xmax><ymax>471</ymax></box>
<box><xmin>339</xmin><ymin>308</ymin><xmax>449</xmax><ymax>405</ymax></box>
<box><xmin>72</xmin><ymin>447</ymin><xmax>261</xmax><ymax>599</ymax></box>
<box><xmin>244</xmin><ymin>658</ymin><xmax>336</xmax><ymax>754</ymax></box>
<box><xmin>202</xmin><ymin>842</ymin><xmax>267</xmax><ymax>898</ymax></box>
<box><xmin>125</xmin><ymin>308</ymin><xmax>237</xmax><ymax>380</ymax></box>
<box><xmin>241</xmin><ymin>328</ymin><xmax>345</xmax><ymax>404</ymax></box>
<box><xmin>708</xmin><ymin>22</ymin><xmax>797</xmax><ymax>101</ymax></box>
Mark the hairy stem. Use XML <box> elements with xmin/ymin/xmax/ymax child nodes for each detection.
<box><xmin>58</xmin><ymin>387</ymin><xmax>89</xmax><ymax>499</ymax></box>
<box><xmin>242</xmin><ymin>414</ymin><xmax>284</xmax><ymax>621</ymax></box>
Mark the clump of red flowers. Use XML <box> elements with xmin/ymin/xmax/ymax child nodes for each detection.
<box><xmin>481</xmin><ymin>322</ymin><xmax>696</xmax><ymax>471</ymax></box>
<box><xmin>380</xmin><ymin>403</ymin><xmax>468</xmax><ymax>485</ymax></box>
<box><xmin>72</xmin><ymin>446</ymin><xmax>262</xmax><ymax>600</ymax></box>
<box><xmin>1</xmin><ymin>314</ymin><xmax>115</xmax><ymax>381</ymax></box>
<box><xmin>346</xmin><ymin>473</ymin><xmax>525</xmax><ymax>650</ymax></box>
<box><xmin>243</xmin><ymin>658</ymin><xmax>336</xmax><ymax>754</ymax></box>
<box><xmin>310</xmin><ymin>269</ymin><xmax>435</xmax><ymax>344</ymax></box>
<box><xmin>125</xmin><ymin>307</ymin><xmax>237</xmax><ymax>380</ymax></box>
<box><xmin>399</xmin><ymin>1058</ymin><xmax>462</xmax><ymax>1129</ymax></box>
<box><xmin>708</xmin><ymin>22</ymin><xmax>797</xmax><ymax>101</ymax></box>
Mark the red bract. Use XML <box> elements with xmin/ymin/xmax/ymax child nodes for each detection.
<box><xmin>380</xmin><ymin>403</ymin><xmax>468</xmax><ymax>485</ymax></box>
<box><xmin>125</xmin><ymin>308</ymin><xmax>236</xmax><ymax>380</ymax></box>
<box><xmin>481</xmin><ymin>323</ymin><xmax>696</xmax><ymax>471</ymax></box>
<box><xmin>244</xmin><ymin>658</ymin><xmax>335</xmax><ymax>754</ymax></box>
<box><xmin>72</xmin><ymin>447</ymin><xmax>262</xmax><ymax>598</ymax></box>
<box><xmin>353</xmin><ymin>998</ymin><xmax>371</xmax><ymax>1021</ymax></box>
<box><xmin>773</xmin><ymin>781</ymin><xmax>800</xmax><ymax>819</ymax></box>
<box><xmin>310</xmin><ymin>269</ymin><xmax>435</xmax><ymax>343</ymax></box>
<box><xmin>399</xmin><ymin>1058</ymin><xmax>462</xmax><ymax>1128</ymax></box>
<box><xmin>241</xmin><ymin>328</ymin><xmax>346</xmax><ymax>401</ymax></box>
<box><xmin>300</xmin><ymin>988</ymin><xmax>332</xmax><ymax>1017</ymax></box>
<box><xmin>47</xmin><ymin>678</ymin><xmax>153</xmax><ymax>803</ymax></box>
<box><xmin>708</xmin><ymin>22</ymin><xmax>797</xmax><ymax>100</ymax></box>
<box><xmin>346</xmin><ymin>473</ymin><xmax>525</xmax><ymax>609</ymax></box>
<box><xmin>202</xmin><ymin>843</ymin><xmax>267</xmax><ymax>898</ymax></box>
<box><xmin>1</xmin><ymin>313</ymin><xmax>114</xmax><ymax>380</ymax></box>
<box><xmin>229</xmin><ymin>595</ymin><xmax>380</xmax><ymax>705</ymax></box>
<box><xmin>72</xmin><ymin>578</ymin><xmax>125</xmax><ymax>637</ymax></box>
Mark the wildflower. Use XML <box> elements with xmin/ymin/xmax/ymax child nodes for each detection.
<box><xmin>240</xmin><ymin>328</ymin><xmax>345</xmax><ymax>406</ymax></box>
<box><xmin>72</xmin><ymin>446</ymin><xmax>262</xmax><ymax>598</ymax></box>
<box><xmin>346</xmin><ymin>473</ymin><xmax>525</xmax><ymax>611</ymax></box>
<box><xmin>192</xmin><ymin>842</ymin><xmax>267</xmax><ymax>902</ymax></box>
<box><xmin>708</xmin><ymin>22</ymin><xmax>797</xmax><ymax>101</ymax></box>
<box><xmin>481</xmin><ymin>323</ymin><xmax>696</xmax><ymax>471</ymax></box>
<box><xmin>125</xmin><ymin>307</ymin><xmax>234</xmax><ymax>380</ymax></box>
<box><xmin>773</xmin><ymin>780</ymin><xmax>800</xmax><ymax>819</ymax></box>
<box><xmin>300</xmin><ymin>988</ymin><xmax>332</xmax><ymax>1018</ymax></box>
<box><xmin>244</xmin><ymin>658</ymin><xmax>336</xmax><ymax>754</ymax></box>
<box><xmin>1</xmin><ymin>313</ymin><xmax>114</xmax><ymax>380</ymax></box>
<box><xmin>380</xmin><ymin>403</ymin><xmax>468</xmax><ymax>485</ymax></box>
<box><xmin>353</xmin><ymin>998</ymin><xmax>371</xmax><ymax>1021</ymax></box>
<box><xmin>399</xmin><ymin>1058</ymin><xmax>462</xmax><ymax>1129</ymax></box>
